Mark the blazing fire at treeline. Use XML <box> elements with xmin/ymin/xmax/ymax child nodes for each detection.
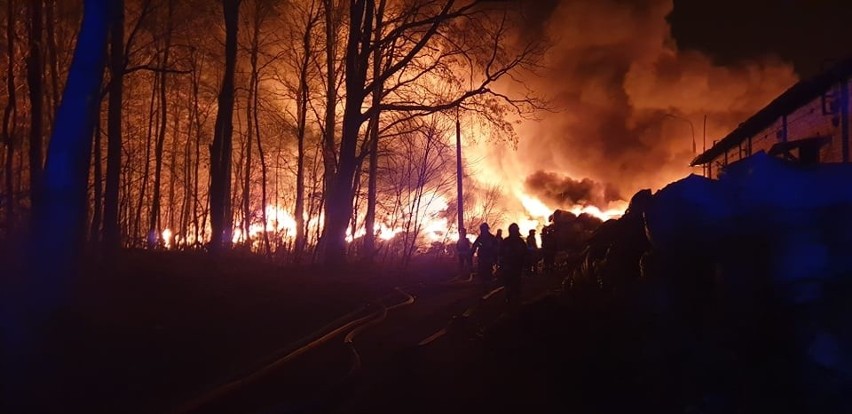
<box><xmin>0</xmin><ymin>0</ymin><xmax>798</xmax><ymax>264</ymax></box>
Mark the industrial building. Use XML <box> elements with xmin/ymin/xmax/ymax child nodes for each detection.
<box><xmin>692</xmin><ymin>59</ymin><xmax>852</xmax><ymax>177</ymax></box>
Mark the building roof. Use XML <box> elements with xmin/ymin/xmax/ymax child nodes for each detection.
<box><xmin>690</xmin><ymin>57</ymin><xmax>852</xmax><ymax>166</ymax></box>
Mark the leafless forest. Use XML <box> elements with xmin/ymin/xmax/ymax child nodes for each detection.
<box><xmin>0</xmin><ymin>0</ymin><xmax>543</xmax><ymax>264</ymax></box>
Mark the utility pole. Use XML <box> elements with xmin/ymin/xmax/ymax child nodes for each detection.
<box><xmin>703</xmin><ymin>114</ymin><xmax>708</xmax><ymax>177</ymax></box>
<box><xmin>455</xmin><ymin>110</ymin><xmax>464</xmax><ymax>235</ymax></box>
<box><xmin>664</xmin><ymin>113</ymin><xmax>696</xmax><ymax>154</ymax></box>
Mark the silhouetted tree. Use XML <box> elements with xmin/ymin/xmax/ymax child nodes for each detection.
<box><xmin>149</xmin><ymin>0</ymin><xmax>174</xmax><ymax>247</ymax></box>
<box><xmin>288</xmin><ymin>0</ymin><xmax>321</xmax><ymax>261</ymax></box>
<box><xmin>2</xmin><ymin>0</ymin><xmax>18</xmax><ymax>234</ymax></box>
<box><xmin>321</xmin><ymin>0</ymin><xmax>542</xmax><ymax>264</ymax></box>
<box><xmin>103</xmin><ymin>0</ymin><xmax>124</xmax><ymax>250</ymax></box>
<box><xmin>209</xmin><ymin>0</ymin><xmax>240</xmax><ymax>252</ymax></box>
<box><xmin>26</xmin><ymin>0</ymin><xmax>44</xmax><ymax>220</ymax></box>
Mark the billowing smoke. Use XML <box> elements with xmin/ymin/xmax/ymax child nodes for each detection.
<box><xmin>471</xmin><ymin>0</ymin><xmax>799</xmax><ymax>216</ymax></box>
<box><xmin>525</xmin><ymin>171</ymin><xmax>621</xmax><ymax>208</ymax></box>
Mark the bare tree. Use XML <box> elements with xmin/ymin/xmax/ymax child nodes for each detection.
<box><xmin>103</xmin><ymin>0</ymin><xmax>124</xmax><ymax>250</ymax></box>
<box><xmin>44</xmin><ymin>0</ymin><xmax>61</xmax><ymax>117</ymax></box>
<box><xmin>8</xmin><ymin>3</ymin><xmax>110</xmax><ymax>408</ymax></box>
<box><xmin>394</xmin><ymin>119</ymin><xmax>453</xmax><ymax>265</ymax></box>
<box><xmin>209</xmin><ymin>0</ymin><xmax>240</xmax><ymax>252</ymax></box>
<box><xmin>90</xmin><ymin>101</ymin><xmax>103</xmax><ymax>243</ymax></box>
<box><xmin>133</xmin><ymin>72</ymin><xmax>157</xmax><ymax>244</ymax></box>
<box><xmin>149</xmin><ymin>0</ymin><xmax>175</xmax><ymax>247</ymax></box>
<box><xmin>33</xmin><ymin>0</ymin><xmax>111</xmax><ymax>311</ymax></box>
<box><xmin>189</xmin><ymin>49</ymin><xmax>210</xmax><ymax>246</ymax></box>
<box><xmin>26</xmin><ymin>0</ymin><xmax>45</xmax><ymax>218</ymax></box>
<box><xmin>361</xmin><ymin>0</ymin><xmax>388</xmax><ymax>261</ymax></box>
<box><xmin>0</xmin><ymin>0</ymin><xmax>542</xmax><ymax>263</ymax></box>
<box><xmin>2</xmin><ymin>0</ymin><xmax>18</xmax><ymax>234</ymax></box>
<box><xmin>286</xmin><ymin>0</ymin><xmax>322</xmax><ymax>261</ymax></box>
<box><xmin>239</xmin><ymin>0</ymin><xmax>276</xmax><ymax>256</ymax></box>
<box><xmin>321</xmin><ymin>0</ymin><xmax>543</xmax><ymax>264</ymax></box>
<box><xmin>317</xmin><ymin>0</ymin><xmax>342</xmax><ymax>260</ymax></box>
<box><xmin>466</xmin><ymin>183</ymin><xmax>505</xmax><ymax>231</ymax></box>
<box><xmin>243</xmin><ymin>31</ymin><xmax>256</xmax><ymax>251</ymax></box>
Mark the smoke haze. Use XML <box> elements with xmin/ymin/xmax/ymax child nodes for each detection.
<box><xmin>470</xmin><ymin>0</ymin><xmax>798</xmax><ymax>214</ymax></box>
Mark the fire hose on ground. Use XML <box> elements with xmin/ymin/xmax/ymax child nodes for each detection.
<box><xmin>174</xmin><ymin>286</ymin><xmax>416</xmax><ymax>414</ymax></box>
<box><xmin>417</xmin><ymin>285</ymin><xmax>505</xmax><ymax>346</ymax></box>
<box><xmin>344</xmin><ymin>287</ymin><xmax>416</xmax><ymax>375</ymax></box>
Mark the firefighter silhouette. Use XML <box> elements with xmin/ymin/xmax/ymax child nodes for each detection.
<box><xmin>471</xmin><ymin>223</ymin><xmax>498</xmax><ymax>288</ymax></box>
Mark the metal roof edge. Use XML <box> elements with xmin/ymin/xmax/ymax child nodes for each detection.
<box><xmin>690</xmin><ymin>56</ymin><xmax>852</xmax><ymax>166</ymax></box>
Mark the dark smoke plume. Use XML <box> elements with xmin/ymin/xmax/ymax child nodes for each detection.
<box><xmin>525</xmin><ymin>171</ymin><xmax>621</xmax><ymax>208</ymax></box>
<box><xmin>476</xmin><ymin>0</ymin><xmax>798</xmax><ymax>206</ymax></box>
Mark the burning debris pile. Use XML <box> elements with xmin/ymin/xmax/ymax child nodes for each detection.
<box><xmin>539</xmin><ymin>209</ymin><xmax>603</xmax><ymax>272</ymax></box>
<box><xmin>566</xmin><ymin>189</ymin><xmax>651</xmax><ymax>288</ymax></box>
<box><xmin>563</xmin><ymin>151</ymin><xmax>852</xmax><ymax>411</ymax></box>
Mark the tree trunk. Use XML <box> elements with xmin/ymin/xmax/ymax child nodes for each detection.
<box><xmin>2</xmin><ymin>143</ymin><xmax>13</xmax><ymax>235</ymax></box>
<box><xmin>243</xmin><ymin>68</ymin><xmax>253</xmax><ymax>245</ymax></box>
<box><xmin>191</xmin><ymin>53</ymin><xmax>203</xmax><ymax>246</ymax></box>
<box><xmin>209</xmin><ymin>0</ymin><xmax>239</xmax><ymax>252</ymax></box>
<box><xmin>103</xmin><ymin>0</ymin><xmax>123</xmax><ymax>250</ymax></box>
<box><xmin>294</xmin><ymin>7</ymin><xmax>316</xmax><ymax>262</ymax></box>
<box><xmin>323</xmin><ymin>115</ymin><xmax>360</xmax><ymax>265</ymax></box>
<box><xmin>167</xmin><ymin>103</ymin><xmax>179</xmax><ymax>238</ymax></box>
<box><xmin>90</xmin><ymin>102</ymin><xmax>103</xmax><ymax>244</ymax></box>
<box><xmin>318</xmin><ymin>0</ymin><xmax>339</xmax><ymax>260</ymax></box>
<box><xmin>133</xmin><ymin>75</ymin><xmax>160</xmax><ymax>244</ymax></box>
<box><xmin>249</xmin><ymin>4</ymin><xmax>270</xmax><ymax>258</ymax></box>
<box><xmin>8</xmin><ymin>1</ymin><xmax>110</xmax><ymax>408</ymax></box>
<box><xmin>134</xmin><ymin>72</ymin><xmax>157</xmax><ymax>245</ymax></box>
<box><xmin>149</xmin><ymin>0</ymin><xmax>173</xmax><ymax>248</ymax></box>
<box><xmin>2</xmin><ymin>0</ymin><xmax>17</xmax><ymax>234</ymax></box>
<box><xmin>27</xmin><ymin>0</ymin><xmax>44</xmax><ymax>221</ymax></box>
<box><xmin>180</xmin><ymin>86</ymin><xmax>193</xmax><ymax>248</ymax></box>
<box><xmin>321</xmin><ymin>0</ymin><xmax>373</xmax><ymax>265</ymax></box>
<box><xmin>121</xmin><ymin>142</ymin><xmax>132</xmax><ymax>241</ymax></box>
<box><xmin>362</xmin><ymin>0</ymin><xmax>385</xmax><ymax>260</ymax></box>
<box><xmin>254</xmin><ymin>100</ymin><xmax>269</xmax><ymax>257</ymax></box>
<box><xmin>363</xmin><ymin>117</ymin><xmax>379</xmax><ymax>258</ymax></box>
<box><xmin>44</xmin><ymin>0</ymin><xmax>61</xmax><ymax>117</ymax></box>
<box><xmin>308</xmin><ymin>140</ymin><xmax>323</xmax><ymax>254</ymax></box>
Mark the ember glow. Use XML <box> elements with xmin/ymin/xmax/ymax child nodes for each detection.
<box><xmin>161</xmin><ymin>229</ymin><xmax>173</xmax><ymax>250</ymax></box>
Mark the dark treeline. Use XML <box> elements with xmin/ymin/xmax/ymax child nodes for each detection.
<box><xmin>0</xmin><ymin>0</ymin><xmax>543</xmax><ymax>264</ymax></box>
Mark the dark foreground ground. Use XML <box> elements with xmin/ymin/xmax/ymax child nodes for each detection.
<box><xmin>3</xmin><ymin>249</ymin><xmax>850</xmax><ymax>413</ymax></box>
<box><xmin>1</xmin><ymin>249</ymin><xmax>453</xmax><ymax>413</ymax></box>
<box><xmin>358</xmin><ymin>281</ymin><xmax>851</xmax><ymax>414</ymax></box>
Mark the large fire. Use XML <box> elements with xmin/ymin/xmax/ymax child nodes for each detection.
<box><xmin>132</xmin><ymin>0</ymin><xmax>797</xmax><ymax>257</ymax></box>
<box><xmin>159</xmin><ymin>189</ymin><xmax>624</xmax><ymax>252</ymax></box>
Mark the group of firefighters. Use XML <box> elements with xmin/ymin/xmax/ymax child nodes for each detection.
<box><xmin>455</xmin><ymin>222</ymin><xmax>542</xmax><ymax>308</ymax></box>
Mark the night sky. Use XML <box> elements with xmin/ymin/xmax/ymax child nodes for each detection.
<box><xmin>520</xmin><ymin>0</ymin><xmax>852</xmax><ymax>78</ymax></box>
<box><xmin>670</xmin><ymin>0</ymin><xmax>852</xmax><ymax>78</ymax></box>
